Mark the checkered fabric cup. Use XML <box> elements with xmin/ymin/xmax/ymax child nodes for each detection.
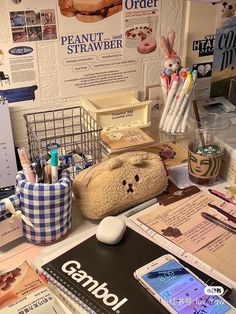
<box><xmin>0</xmin><ymin>169</ymin><xmax>72</xmax><ymax>244</ymax></box>
<box><xmin>16</xmin><ymin>169</ymin><xmax>72</xmax><ymax>244</ymax></box>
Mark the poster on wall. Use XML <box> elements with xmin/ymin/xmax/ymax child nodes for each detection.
<box><xmin>122</xmin><ymin>0</ymin><xmax>160</xmax><ymax>60</ymax></box>
<box><xmin>211</xmin><ymin>14</ymin><xmax>236</xmax><ymax>100</ymax></box>
<box><xmin>184</xmin><ymin>1</ymin><xmax>218</xmax><ymax>100</ymax></box>
<box><xmin>56</xmin><ymin>1</ymin><xmax>141</xmax><ymax>98</ymax></box>
<box><xmin>7</xmin><ymin>0</ymin><xmax>58</xmax><ymax>43</ymax></box>
<box><xmin>0</xmin><ymin>0</ymin><xmax>59</xmax><ymax>109</ymax></box>
<box><xmin>0</xmin><ymin>42</ymin><xmax>40</xmax><ymax>109</ymax></box>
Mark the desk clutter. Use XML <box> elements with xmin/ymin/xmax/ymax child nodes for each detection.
<box><xmin>0</xmin><ymin>104</ymin><xmax>104</xmax><ymax>245</ymax></box>
<box><xmin>24</xmin><ymin>106</ymin><xmax>102</xmax><ymax>180</ymax></box>
<box><xmin>1</xmin><ymin>104</ymin><xmax>107</xmax><ymax>244</ymax></box>
<box><xmin>34</xmin><ymin>227</ymin><xmax>233</xmax><ymax>314</ymax></box>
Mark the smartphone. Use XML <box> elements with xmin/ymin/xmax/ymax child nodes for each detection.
<box><xmin>134</xmin><ymin>254</ymin><xmax>236</xmax><ymax>314</ymax></box>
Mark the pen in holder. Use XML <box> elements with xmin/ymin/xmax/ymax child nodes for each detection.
<box><xmin>159</xmin><ymin>70</ymin><xmax>198</xmax><ymax>136</ymax></box>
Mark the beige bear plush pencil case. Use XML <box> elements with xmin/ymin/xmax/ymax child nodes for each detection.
<box><xmin>72</xmin><ymin>151</ymin><xmax>168</xmax><ymax>220</ymax></box>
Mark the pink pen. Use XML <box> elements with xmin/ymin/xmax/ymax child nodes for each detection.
<box><xmin>208</xmin><ymin>189</ymin><xmax>236</xmax><ymax>206</ymax></box>
<box><xmin>159</xmin><ymin>74</ymin><xmax>179</xmax><ymax>130</ymax></box>
<box><xmin>17</xmin><ymin>147</ymin><xmax>36</xmax><ymax>184</ymax></box>
<box><xmin>160</xmin><ymin>72</ymin><xmax>169</xmax><ymax>104</ymax></box>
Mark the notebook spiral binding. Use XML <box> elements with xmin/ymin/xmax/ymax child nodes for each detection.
<box><xmin>42</xmin><ymin>270</ymin><xmax>97</xmax><ymax>314</ymax></box>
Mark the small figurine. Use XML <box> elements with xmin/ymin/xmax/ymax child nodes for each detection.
<box><xmin>159</xmin><ymin>30</ymin><xmax>182</xmax><ymax>76</ymax></box>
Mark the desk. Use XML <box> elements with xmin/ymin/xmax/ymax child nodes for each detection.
<box><xmin>0</xmin><ymin>175</ymin><xmax>236</xmax><ymax>313</ymax></box>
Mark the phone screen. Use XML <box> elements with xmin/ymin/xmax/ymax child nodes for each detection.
<box><xmin>142</xmin><ymin>260</ymin><xmax>231</xmax><ymax>314</ymax></box>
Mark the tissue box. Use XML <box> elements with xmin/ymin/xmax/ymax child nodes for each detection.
<box><xmin>80</xmin><ymin>90</ymin><xmax>151</xmax><ymax>129</ymax></box>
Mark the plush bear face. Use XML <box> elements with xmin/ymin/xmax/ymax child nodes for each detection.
<box><xmin>73</xmin><ymin>152</ymin><xmax>168</xmax><ymax>220</ymax></box>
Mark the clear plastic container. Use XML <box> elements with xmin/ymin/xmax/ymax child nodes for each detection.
<box><xmin>188</xmin><ymin>113</ymin><xmax>231</xmax><ymax>186</ymax></box>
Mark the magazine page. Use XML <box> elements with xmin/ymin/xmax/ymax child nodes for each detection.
<box><xmin>57</xmin><ymin>1</ymin><xmax>141</xmax><ymax>97</ymax></box>
<box><xmin>210</xmin><ymin>9</ymin><xmax>236</xmax><ymax>99</ymax></box>
<box><xmin>122</xmin><ymin>0</ymin><xmax>160</xmax><ymax>60</ymax></box>
<box><xmin>0</xmin><ymin>261</ymin><xmax>65</xmax><ymax>314</ymax></box>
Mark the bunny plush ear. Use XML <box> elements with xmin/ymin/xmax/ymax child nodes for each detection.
<box><xmin>167</xmin><ymin>30</ymin><xmax>176</xmax><ymax>51</ymax></box>
<box><xmin>159</xmin><ymin>36</ymin><xmax>171</xmax><ymax>57</ymax></box>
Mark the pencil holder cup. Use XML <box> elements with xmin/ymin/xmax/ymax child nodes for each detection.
<box><xmin>0</xmin><ymin>169</ymin><xmax>72</xmax><ymax>244</ymax></box>
<box><xmin>158</xmin><ymin>96</ymin><xmax>193</xmax><ymax>136</ymax></box>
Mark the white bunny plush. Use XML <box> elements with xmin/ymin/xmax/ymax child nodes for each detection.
<box><xmin>160</xmin><ymin>30</ymin><xmax>181</xmax><ymax>76</ymax></box>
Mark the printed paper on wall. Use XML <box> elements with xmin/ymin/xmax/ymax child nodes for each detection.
<box><xmin>56</xmin><ymin>1</ymin><xmax>141</xmax><ymax>98</ymax></box>
<box><xmin>122</xmin><ymin>0</ymin><xmax>160</xmax><ymax>60</ymax></box>
<box><xmin>7</xmin><ymin>1</ymin><xmax>58</xmax><ymax>43</ymax></box>
<box><xmin>0</xmin><ymin>42</ymin><xmax>40</xmax><ymax>109</ymax></box>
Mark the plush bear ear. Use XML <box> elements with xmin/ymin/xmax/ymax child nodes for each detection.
<box><xmin>129</xmin><ymin>153</ymin><xmax>148</xmax><ymax>166</ymax></box>
<box><xmin>109</xmin><ymin>158</ymin><xmax>123</xmax><ymax>170</ymax></box>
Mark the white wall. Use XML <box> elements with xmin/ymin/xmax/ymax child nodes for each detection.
<box><xmin>0</xmin><ymin>0</ymin><xmax>187</xmax><ymax>149</ymax></box>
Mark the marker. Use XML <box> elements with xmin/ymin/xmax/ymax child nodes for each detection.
<box><xmin>171</xmin><ymin>70</ymin><xmax>197</xmax><ymax>134</ymax></box>
<box><xmin>160</xmin><ymin>73</ymin><xmax>169</xmax><ymax>104</ymax></box>
<box><xmin>208</xmin><ymin>203</ymin><xmax>236</xmax><ymax>224</ymax></box>
<box><xmin>201</xmin><ymin>212</ymin><xmax>236</xmax><ymax>234</ymax></box>
<box><xmin>17</xmin><ymin>147</ymin><xmax>36</xmax><ymax>184</ymax></box>
<box><xmin>208</xmin><ymin>189</ymin><xmax>236</xmax><ymax>206</ymax></box>
<box><xmin>162</xmin><ymin>71</ymin><xmax>187</xmax><ymax>132</ymax></box>
<box><xmin>159</xmin><ymin>74</ymin><xmax>179</xmax><ymax>129</ymax></box>
<box><xmin>51</xmin><ymin>149</ymin><xmax>58</xmax><ymax>184</ymax></box>
<box><xmin>164</xmin><ymin>72</ymin><xmax>192</xmax><ymax>133</ymax></box>
<box><xmin>180</xmin><ymin>83</ymin><xmax>197</xmax><ymax>133</ymax></box>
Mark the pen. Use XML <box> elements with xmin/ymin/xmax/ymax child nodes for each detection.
<box><xmin>201</xmin><ymin>212</ymin><xmax>236</xmax><ymax>234</ymax></box>
<box><xmin>164</xmin><ymin>72</ymin><xmax>191</xmax><ymax>133</ymax></box>
<box><xmin>160</xmin><ymin>73</ymin><xmax>169</xmax><ymax>104</ymax></box>
<box><xmin>208</xmin><ymin>188</ymin><xmax>236</xmax><ymax>205</ymax></box>
<box><xmin>51</xmin><ymin>149</ymin><xmax>58</xmax><ymax>184</ymax></box>
<box><xmin>159</xmin><ymin>74</ymin><xmax>179</xmax><ymax>129</ymax></box>
<box><xmin>162</xmin><ymin>73</ymin><xmax>184</xmax><ymax>132</ymax></box>
<box><xmin>208</xmin><ymin>203</ymin><xmax>236</xmax><ymax>224</ymax></box>
<box><xmin>171</xmin><ymin>70</ymin><xmax>197</xmax><ymax>134</ymax></box>
<box><xmin>180</xmin><ymin>84</ymin><xmax>196</xmax><ymax>133</ymax></box>
<box><xmin>125</xmin><ymin>198</ymin><xmax>158</xmax><ymax>217</ymax></box>
<box><xmin>17</xmin><ymin>147</ymin><xmax>36</xmax><ymax>184</ymax></box>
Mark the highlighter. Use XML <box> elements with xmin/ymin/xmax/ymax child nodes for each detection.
<box><xmin>17</xmin><ymin>147</ymin><xmax>36</xmax><ymax>184</ymax></box>
<box><xmin>51</xmin><ymin>149</ymin><xmax>58</xmax><ymax>184</ymax></box>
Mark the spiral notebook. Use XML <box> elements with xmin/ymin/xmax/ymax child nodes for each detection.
<box><xmin>36</xmin><ymin>227</ymin><xmax>232</xmax><ymax>314</ymax></box>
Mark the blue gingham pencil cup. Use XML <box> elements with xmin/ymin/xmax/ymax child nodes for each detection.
<box><xmin>0</xmin><ymin>169</ymin><xmax>72</xmax><ymax>244</ymax></box>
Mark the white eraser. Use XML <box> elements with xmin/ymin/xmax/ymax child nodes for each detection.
<box><xmin>96</xmin><ymin>216</ymin><xmax>126</xmax><ymax>245</ymax></box>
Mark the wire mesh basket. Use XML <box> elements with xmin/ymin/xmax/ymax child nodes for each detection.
<box><xmin>24</xmin><ymin>106</ymin><xmax>102</xmax><ymax>179</ymax></box>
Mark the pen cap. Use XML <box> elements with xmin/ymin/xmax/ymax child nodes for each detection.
<box><xmin>17</xmin><ymin>147</ymin><xmax>30</xmax><ymax>165</ymax></box>
<box><xmin>51</xmin><ymin>149</ymin><xmax>58</xmax><ymax>166</ymax></box>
